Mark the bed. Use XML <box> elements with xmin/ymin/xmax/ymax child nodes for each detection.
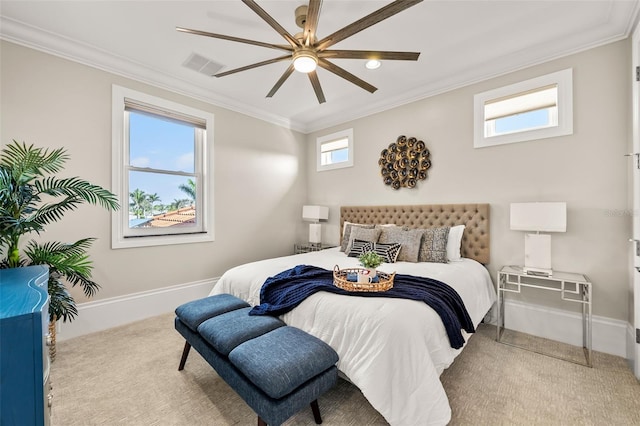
<box><xmin>210</xmin><ymin>204</ymin><xmax>496</xmax><ymax>425</ymax></box>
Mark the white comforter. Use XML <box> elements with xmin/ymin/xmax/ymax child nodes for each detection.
<box><xmin>210</xmin><ymin>248</ymin><xmax>496</xmax><ymax>425</ymax></box>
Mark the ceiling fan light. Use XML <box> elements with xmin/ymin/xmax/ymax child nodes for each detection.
<box><xmin>293</xmin><ymin>51</ymin><xmax>318</xmax><ymax>73</ymax></box>
<box><xmin>366</xmin><ymin>59</ymin><xmax>381</xmax><ymax>70</ymax></box>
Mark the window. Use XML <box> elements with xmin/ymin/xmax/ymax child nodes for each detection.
<box><xmin>112</xmin><ymin>85</ymin><xmax>214</xmax><ymax>248</ymax></box>
<box><xmin>317</xmin><ymin>129</ymin><xmax>354</xmax><ymax>171</ymax></box>
<box><xmin>474</xmin><ymin>68</ymin><xmax>573</xmax><ymax>148</ymax></box>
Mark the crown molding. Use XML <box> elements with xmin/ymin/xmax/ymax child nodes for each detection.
<box><xmin>0</xmin><ymin>16</ymin><xmax>307</xmax><ymax>133</ymax></box>
<box><xmin>2</xmin><ymin>0</ymin><xmax>639</xmax><ymax>135</ymax></box>
<box><xmin>302</xmin><ymin>0</ymin><xmax>640</xmax><ymax>133</ymax></box>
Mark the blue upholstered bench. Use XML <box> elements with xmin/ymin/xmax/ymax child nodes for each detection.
<box><xmin>174</xmin><ymin>294</ymin><xmax>339</xmax><ymax>426</ymax></box>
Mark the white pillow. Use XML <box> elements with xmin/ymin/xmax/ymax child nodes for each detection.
<box><xmin>447</xmin><ymin>225</ymin><xmax>465</xmax><ymax>261</ymax></box>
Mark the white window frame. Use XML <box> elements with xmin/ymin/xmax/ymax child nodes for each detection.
<box><xmin>111</xmin><ymin>85</ymin><xmax>214</xmax><ymax>249</ymax></box>
<box><xmin>316</xmin><ymin>128</ymin><xmax>354</xmax><ymax>171</ymax></box>
<box><xmin>473</xmin><ymin>68</ymin><xmax>573</xmax><ymax>148</ymax></box>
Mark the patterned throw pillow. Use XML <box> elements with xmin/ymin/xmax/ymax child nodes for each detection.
<box><xmin>347</xmin><ymin>239</ymin><xmax>373</xmax><ymax>258</ymax></box>
<box><xmin>418</xmin><ymin>227</ymin><xmax>450</xmax><ymax>263</ymax></box>
<box><xmin>345</xmin><ymin>227</ymin><xmax>381</xmax><ymax>254</ymax></box>
<box><xmin>349</xmin><ymin>240</ymin><xmax>400</xmax><ymax>263</ymax></box>
<box><xmin>357</xmin><ymin>241</ymin><xmax>402</xmax><ymax>263</ymax></box>
<box><xmin>340</xmin><ymin>222</ymin><xmax>375</xmax><ymax>252</ymax></box>
<box><xmin>378</xmin><ymin>227</ymin><xmax>426</xmax><ymax>262</ymax></box>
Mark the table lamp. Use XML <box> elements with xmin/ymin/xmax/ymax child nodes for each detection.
<box><xmin>302</xmin><ymin>205</ymin><xmax>329</xmax><ymax>245</ymax></box>
<box><xmin>510</xmin><ymin>202</ymin><xmax>566</xmax><ymax>276</ymax></box>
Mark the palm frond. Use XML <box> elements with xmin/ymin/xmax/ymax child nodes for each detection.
<box><xmin>35</xmin><ymin>176</ymin><xmax>119</xmax><ymax>210</ymax></box>
<box><xmin>0</xmin><ymin>258</ymin><xmax>28</xmax><ymax>269</ymax></box>
<box><xmin>25</xmin><ymin>239</ymin><xmax>95</xmax><ymax>270</ymax></box>
<box><xmin>24</xmin><ymin>239</ymin><xmax>98</xmax><ymax>295</ymax></box>
<box><xmin>0</xmin><ymin>215</ymin><xmax>44</xmax><ymax>243</ymax></box>
<box><xmin>0</xmin><ymin>167</ymin><xmax>12</xmax><ymax>207</ymax></box>
<box><xmin>30</xmin><ymin>198</ymin><xmax>84</xmax><ymax>227</ymax></box>
<box><xmin>64</xmin><ymin>272</ymin><xmax>100</xmax><ymax>297</ymax></box>
<box><xmin>26</xmin><ymin>238</ymin><xmax>96</xmax><ymax>259</ymax></box>
<box><xmin>0</xmin><ymin>141</ymin><xmax>69</xmax><ymax>180</ymax></box>
<box><xmin>48</xmin><ymin>275</ymin><xmax>78</xmax><ymax>322</ymax></box>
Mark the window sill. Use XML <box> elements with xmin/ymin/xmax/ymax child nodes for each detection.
<box><xmin>112</xmin><ymin>232</ymin><xmax>214</xmax><ymax>249</ymax></box>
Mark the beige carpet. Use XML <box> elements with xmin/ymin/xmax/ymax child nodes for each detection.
<box><xmin>51</xmin><ymin>313</ymin><xmax>640</xmax><ymax>425</ymax></box>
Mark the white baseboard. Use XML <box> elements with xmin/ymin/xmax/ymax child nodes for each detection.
<box><xmin>502</xmin><ymin>299</ymin><xmax>628</xmax><ymax>358</ymax></box>
<box><xmin>57</xmin><ymin>283</ymin><xmax>630</xmax><ymax>360</ymax></box>
<box><xmin>57</xmin><ymin>278</ymin><xmax>218</xmax><ymax>341</ymax></box>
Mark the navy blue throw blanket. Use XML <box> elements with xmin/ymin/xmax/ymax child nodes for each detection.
<box><xmin>249</xmin><ymin>264</ymin><xmax>475</xmax><ymax>349</ymax></box>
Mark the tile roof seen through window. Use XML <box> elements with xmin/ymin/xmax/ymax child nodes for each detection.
<box><xmin>132</xmin><ymin>206</ymin><xmax>195</xmax><ymax>228</ymax></box>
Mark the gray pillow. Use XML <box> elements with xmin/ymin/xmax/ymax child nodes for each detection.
<box><xmin>419</xmin><ymin>227</ymin><xmax>450</xmax><ymax>263</ymax></box>
<box><xmin>340</xmin><ymin>222</ymin><xmax>375</xmax><ymax>251</ymax></box>
<box><xmin>345</xmin><ymin>227</ymin><xmax>381</xmax><ymax>254</ymax></box>
<box><xmin>378</xmin><ymin>227</ymin><xmax>425</xmax><ymax>262</ymax></box>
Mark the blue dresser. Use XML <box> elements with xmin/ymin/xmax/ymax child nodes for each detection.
<box><xmin>0</xmin><ymin>265</ymin><xmax>51</xmax><ymax>426</ymax></box>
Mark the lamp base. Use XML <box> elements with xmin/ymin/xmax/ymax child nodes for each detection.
<box><xmin>308</xmin><ymin>223</ymin><xmax>322</xmax><ymax>244</ymax></box>
<box><xmin>524</xmin><ymin>233</ymin><xmax>552</xmax><ymax>275</ymax></box>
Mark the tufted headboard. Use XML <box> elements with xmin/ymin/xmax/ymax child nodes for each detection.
<box><xmin>340</xmin><ymin>204</ymin><xmax>490</xmax><ymax>264</ymax></box>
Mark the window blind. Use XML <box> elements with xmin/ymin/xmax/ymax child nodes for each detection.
<box><xmin>124</xmin><ymin>98</ymin><xmax>206</xmax><ymax>129</ymax></box>
<box><xmin>320</xmin><ymin>137</ymin><xmax>348</xmax><ymax>153</ymax></box>
<box><xmin>484</xmin><ymin>84</ymin><xmax>557</xmax><ymax>121</ymax></box>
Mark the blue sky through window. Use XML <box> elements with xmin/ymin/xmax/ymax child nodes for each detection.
<box><xmin>494</xmin><ymin>109</ymin><xmax>549</xmax><ymax>134</ymax></box>
<box><xmin>331</xmin><ymin>148</ymin><xmax>348</xmax><ymax>163</ymax></box>
<box><xmin>129</xmin><ymin>112</ymin><xmax>196</xmax><ymax>207</ymax></box>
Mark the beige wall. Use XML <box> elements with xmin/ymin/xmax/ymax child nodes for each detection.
<box><xmin>0</xmin><ymin>41</ymin><xmax>308</xmax><ymax>303</ymax></box>
<box><xmin>306</xmin><ymin>40</ymin><xmax>632</xmax><ymax>321</ymax></box>
<box><xmin>1</xmin><ymin>38</ymin><xmax>633</xmax><ymax>322</ymax></box>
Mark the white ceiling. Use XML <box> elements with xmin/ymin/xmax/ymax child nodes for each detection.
<box><xmin>1</xmin><ymin>1</ymin><xmax>639</xmax><ymax>133</ymax></box>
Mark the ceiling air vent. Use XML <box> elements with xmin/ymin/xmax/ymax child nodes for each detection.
<box><xmin>183</xmin><ymin>53</ymin><xmax>223</xmax><ymax>77</ymax></box>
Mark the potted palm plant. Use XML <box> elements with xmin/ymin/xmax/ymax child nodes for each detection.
<box><xmin>0</xmin><ymin>141</ymin><xmax>119</xmax><ymax>357</ymax></box>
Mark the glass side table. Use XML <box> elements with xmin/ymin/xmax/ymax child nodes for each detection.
<box><xmin>294</xmin><ymin>243</ymin><xmax>335</xmax><ymax>254</ymax></box>
<box><xmin>496</xmin><ymin>265</ymin><xmax>593</xmax><ymax>367</ymax></box>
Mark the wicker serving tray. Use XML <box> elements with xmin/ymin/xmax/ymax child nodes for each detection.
<box><xmin>333</xmin><ymin>265</ymin><xmax>395</xmax><ymax>292</ymax></box>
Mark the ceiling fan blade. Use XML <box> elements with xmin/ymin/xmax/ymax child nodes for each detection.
<box><xmin>319</xmin><ymin>50</ymin><xmax>420</xmax><ymax>61</ymax></box>
<box><xmin>316</xmin><ymin>0</ymin><xmax>423</xmax><ymax>51</ymax></box>
<box><xmin>318</xmin><ymin>58</ymin><xmax>377</xmax><ymax>93</ymax></box>
<box><xmin>308</xmin><ymin>70</ymin><xmax>326</xmax><ymax>104</ymax></box>
<box><xmin>215</xmin><ymin>55</ymin><xmax>291</xmax><ymax>78</ymax></box>
<box><xmin>266</xmin><ymin>64</ymin><xmax>295</xmax><ymax>98</ymax></box>
<box><xmin>241</xmin><ymin>0</ymin><xmax>300</xmax><ymax>48</ymax></box>
<box><xmin>303</xmin><ymin>0</ymin><xmax>323</xmax><ymax>46</ymax></box>
<box><xmin>176</xmin><ymin>27</ymin><xmax>292</xmax><ymax>52</ymax></box>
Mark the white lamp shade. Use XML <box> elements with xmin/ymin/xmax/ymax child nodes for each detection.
<box><xmin>302</xmin><ymin>205</ymin><xmax>329</xmax><ymax>221</ymax></box>
<box><xmin>510</xmin><ymin>202</ymin><xmax>567</xmax><ymax>232</ymax></box>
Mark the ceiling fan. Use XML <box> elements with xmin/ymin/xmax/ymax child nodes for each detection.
<box><xmin>176</xmin><ymin>0</ymin><xmax>423</xmax><ymax>104</ymax></box>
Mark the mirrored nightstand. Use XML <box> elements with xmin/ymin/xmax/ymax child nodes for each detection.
<box><xmin>294</xmin><ymin>243</ymin><xmax>335</xmax><ymax>254</ymax></box>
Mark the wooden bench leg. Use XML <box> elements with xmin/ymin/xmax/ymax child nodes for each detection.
<box><xmin>178</xmin><ymin>341</ymin><xmax>191</xmax><ymax>371</ymax></box>
<box><xmin>255</xmin><ymin>400</ymin><xmax>321</xmax><ymax>426</ymax></box>
<box><xmin>311</xmin><ymin>399</ymin><xmax>322</xmax><ymax>424</ymax></box>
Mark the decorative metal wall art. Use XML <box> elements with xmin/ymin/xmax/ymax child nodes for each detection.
<box><xmin>378</xmin><ymin>135</ymin><xmax>431</xmax><ymax>190</ymax></box>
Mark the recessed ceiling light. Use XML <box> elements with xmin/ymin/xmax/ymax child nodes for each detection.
<box><xmin>365</xmin><ymin>60</ymin><xmax>381</xmax><ymax>70</ymax></box>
